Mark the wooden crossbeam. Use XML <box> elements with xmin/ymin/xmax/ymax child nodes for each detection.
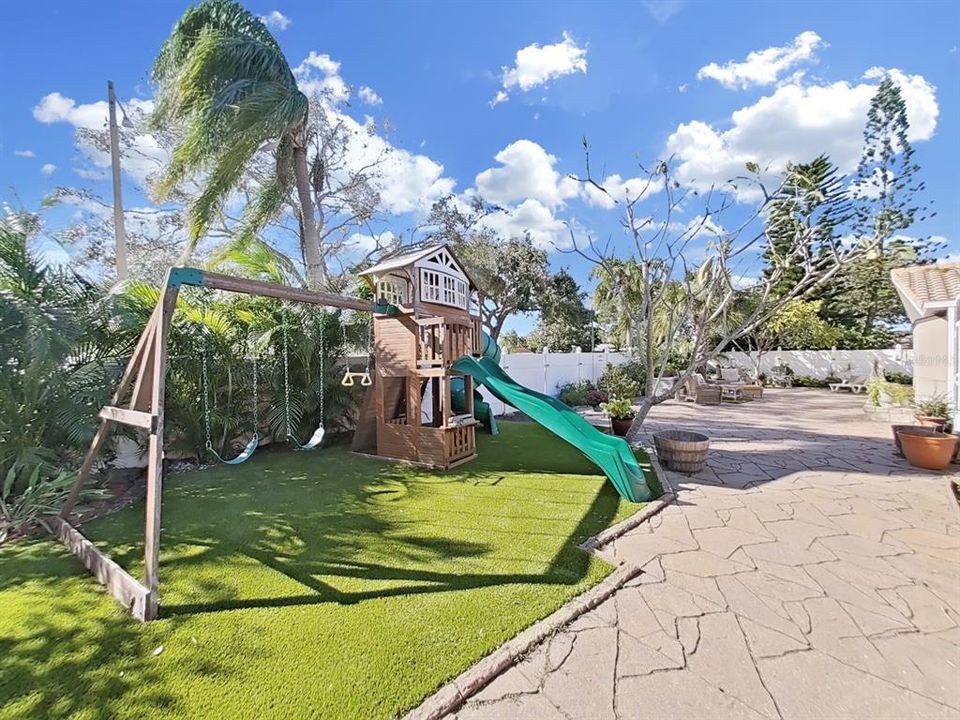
<box><xmin>98</xmin><ymin>406</ymin><xmax>156</xmax><ymax>431</ymax></box>
<box><xmin>198</xmin><ymin>270</ymin><xmax>372</xmax><ymax>311</ymax></box>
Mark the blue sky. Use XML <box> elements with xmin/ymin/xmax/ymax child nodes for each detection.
<box><xmin>1</xmin><ymin>0</ymin><xmax>958</xmax><ymax>333</ymax></box>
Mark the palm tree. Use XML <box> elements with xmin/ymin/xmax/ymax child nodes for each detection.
<box><xmin>150</xmin><ymin>0</ymin><xmax>327</xmax><ymax>286</ymax></box>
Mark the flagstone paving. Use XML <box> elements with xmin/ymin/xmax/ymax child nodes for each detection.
<box><xmin>452</xmin><ymin>390</ymin><xmax>960</xmax><ymax>720</ymax></box>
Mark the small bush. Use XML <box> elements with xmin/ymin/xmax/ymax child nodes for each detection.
<box><xmin>793</xmin><ymin>375</ymin><xmax>830</xmax><ymax>388</ymax></box>
<box><xmin>599</xmin><ymin>365</ymin><xmax>640</xmax><ymax>400</ymax></box>
<box><xmin>557</xmin><ymin>380</ymin><xmax>595</xmax><ymax>407</ymax></box>
<box><xmin>584</xmin><ymin>387</ymin><xmax>609</xmax><ymax>407</ymax></box>
<box><xmin>885</xmin><ymin>372</ymin><xmax>913</xmax><ymax>385</ymax></box>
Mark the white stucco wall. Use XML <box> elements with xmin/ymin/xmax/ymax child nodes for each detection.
<box><xmin>912</xmin><ymin>314</ymin><xmax>949</xmax><ymax>401</ymax></box>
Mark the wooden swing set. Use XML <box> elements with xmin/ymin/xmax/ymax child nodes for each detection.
<box><xmin>54</xmin><ymin>267</ymin><xmax>374</xmax><ymax>621</ymax></box>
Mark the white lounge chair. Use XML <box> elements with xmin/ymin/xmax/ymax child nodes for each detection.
<box><xmin>829</xmin><ymin>375</ymin><xmax>868</xmax><ymax>394</ymax></box>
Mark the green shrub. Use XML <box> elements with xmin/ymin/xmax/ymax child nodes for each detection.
<box><xmin>793</xmin><ymin>375</ymin><xmax>829</xmax><ymax>388</ymax></box>
<box><xmin>885</xmin><ymin>372</ymin><xmax>913</xmax><ymax>385</ymax></box>
<box><xmin>599</xmin><ymin>365</ymin><xmax>640</xmax><ymax>400</ymax></box>
<box><xmin>556</xmin><ymin>380</ymin><xmax>595</xmax><ymax>406</ymax></box>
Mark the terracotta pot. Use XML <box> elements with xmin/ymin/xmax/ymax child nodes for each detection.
<box><xmin>890</xmin><ymin>423</ymin><xmax>916</xmax><ymax>457</ymax></box>
<box><xmin>915</xmin><ymin>414</ymin><xmax>951</xmax><ymax>432</ymax></box>
<box><xmin>611</xmin><ymin>416</ymin><xmax>634</xmax><ymax>436</ymax></box>
<box><xmin>897</xmin><ymin>428</ymin><xmax>958</xmax><ymax>471</ymax></box>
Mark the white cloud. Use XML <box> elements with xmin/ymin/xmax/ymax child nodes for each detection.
<box><xmin>643</xmin><ymin>0</ymin><xmax>683</xmax><ymax>23</ymax></box>
<box><xmin>294</xmin><ymin>52</ymin><xmax>350</xmax><ymax>103</ymax></box>
<box><xmin>481</xmin><ymin>199</ymin><xmax>570</xmax><ymax>250</ymax></box>
<box><xmin>259</xmin><ymin>10</ymin><xmax>291</xmax><ymax>31</ymax></box>
<box><xmin>475</xmin><ymin>139</ymin><xmax>579</xmax><ymax>209</ymax></box>
<box><xmin>75</xmin><ymin>167</ymin><xmax>108</xmax><ymax>180</ymax></box>
<box><xmin>492</xmin><ymin>31</ymin><xmax>587</xmax><ymax>107</ymax></box>
<box><xmin>33</xmin><ymin>92</ymin><xmax>163</xmax><ymax>184</ymax></box>
<box><xmin>358</xmin><ymin>86</ymin><xmax>382</xmax><ymax>106</ymax></box>
<box><xmin>697</xmin><ymin>31</ymin><xmax>825</xmax><ymax>90</ymax></box>
<box><xmin>580</xmin><ymin>173</ymin><xmax>658</xmax><ymax>209</ymax></box>
<box><xmin>14</xmin><ymin>149</ymin><xmax>35</xmax><ymax>158</ymax></box>
<box><xmin>40</xmin><ymin>163</ymin><xmax>57</xmax><ymax>175</ymax></box>
<box><xmin>665</xmin><ymin>68</ymin><xmax>938</xmax><ymax>201</ymax></box>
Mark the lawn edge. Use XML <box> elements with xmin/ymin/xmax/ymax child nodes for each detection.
<box><xmin>403</xmin><ymin>449</ymin><xmax>676</xmax><ymax>720</ymax></box>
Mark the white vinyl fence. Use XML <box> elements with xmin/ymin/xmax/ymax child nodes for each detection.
<box><xmin>722</xmin><ymin>349</ymin><xmax>913</xmax><ymax>381</ymax></box>
<box><xmin>479</xmin><ymin>348</ymin><xmax>914</xmax><ymax>416</ymax></box>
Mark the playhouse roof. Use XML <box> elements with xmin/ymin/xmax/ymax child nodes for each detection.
<box><xmin>359</xmin><ymin>243</ymin><xmax>479</xmax><ymax>289</ymax></box>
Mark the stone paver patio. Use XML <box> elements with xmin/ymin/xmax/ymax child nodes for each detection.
<box><xmin>451</xmin><ymin>389</ymin><xmax>960</xmax><ymax>720</ymax></box>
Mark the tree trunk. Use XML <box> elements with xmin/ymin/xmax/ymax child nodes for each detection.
<box><xmin>292</xmin><ymin>144</ymin><xmax>327</xmax><ymax>288</ymax></box>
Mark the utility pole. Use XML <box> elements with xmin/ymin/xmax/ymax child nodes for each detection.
<box><xmin>108</xmin><ymin>80</ymin><xmax>129</xmax><ymax>281</ymax></box>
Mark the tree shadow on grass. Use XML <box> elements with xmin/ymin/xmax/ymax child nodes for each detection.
<box><xmin>101</xmin><ymin>424</ymin><xmax>627</xmax><ymax>618</ymax></box>
<box><xmin>0</xmin><ymin>551</ymin><xmax>186</xmax><ymax>718</ymax></box>
<box><xmin>154</xmin><ymin>459</ymin><xmax>622</xmax><ymax>616</ymax></box>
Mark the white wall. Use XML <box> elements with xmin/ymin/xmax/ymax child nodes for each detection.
<box><xmin>478</xmin><ymin>348</ymin><xmax>914</xmax><ymax>415</ymax></box>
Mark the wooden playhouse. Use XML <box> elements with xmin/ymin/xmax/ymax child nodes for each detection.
<box><xmin>353</xmin><ymin>244</ymin><xmax>485</xmax><ymax>469</ymax></box>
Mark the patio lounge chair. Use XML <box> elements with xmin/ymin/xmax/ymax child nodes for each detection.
<box><xmin>768</xmin><ymin>366</ymin><xmax>793</xmax><ymax>388</ymax></box>
<box><xmin>829</xmin><ymin>375</ymin><xmax>868</xmax><ymax>394</ymax></box>
<box><xmin>678</xmin><ymin>374</ymin><xmax>722</xmax><ymax>405</ymax></box>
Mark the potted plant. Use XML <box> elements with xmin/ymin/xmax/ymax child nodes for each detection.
<box><xmin>601</xmin><ymin>398</ymin><xmax>635</xmax><ymax>436</ymax></box>
<box><xmin>897</xmin><ymin>427</ymin><xmax>958</xmax><ymax>471</ymax></box>
<box><xmin>914</xmin><ymin>395</ymin><xmax>952</xmax><ymax>432</ymax></box>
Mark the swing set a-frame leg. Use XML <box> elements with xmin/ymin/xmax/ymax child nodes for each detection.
<box><xmin>54</xmin><ymin>283</ymin><xmax>178</xmax><ymax>621</ymax></box>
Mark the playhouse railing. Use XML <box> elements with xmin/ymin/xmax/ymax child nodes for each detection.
<box><xmin>416</xmin><ymin>317</ymin><xmax>477</xmax><ymax>368</ymax></box>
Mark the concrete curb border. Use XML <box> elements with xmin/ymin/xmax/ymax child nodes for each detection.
<box><xmin>403</xmin><ymin>451</ymin><xmax>676</xmax><ymax>720</ymax></box>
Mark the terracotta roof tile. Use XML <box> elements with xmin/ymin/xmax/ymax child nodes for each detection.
<box><xmin>891</xmin><ymin>263</ymin><xmax>960</xmax><ymax>309</ymax></box>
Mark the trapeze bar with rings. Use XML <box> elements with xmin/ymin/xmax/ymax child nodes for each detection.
<box><xmin>339</xmin><ymin>309</ymin><xmax>374</xmax><ymax>387</ymax></box>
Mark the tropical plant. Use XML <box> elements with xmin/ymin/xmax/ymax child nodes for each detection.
<box><xmin>600</xmin><ymin>398</ymin><xmax>635</xmax><ymax>420</ymax></box>
<box><xmin>1</xmin><ymin>468</ymin><xmax>107</xmax><ymax>544</ymax></box>
<box><xmin>0</xmin><ymin>212</ymin><xmax>119</xmax><ymax>538</ymax></box>
<box><xmin>150</xmin><ymin>0</ymin><xmax>326</xmax><ymax>285</ymax></box>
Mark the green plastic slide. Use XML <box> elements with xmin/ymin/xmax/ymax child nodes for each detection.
<box><xmin>451</xmin><ymin>355</ymin><xmax>651</xmax><ymax>503</ymax></box>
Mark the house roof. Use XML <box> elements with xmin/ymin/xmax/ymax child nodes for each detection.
<box><xmin>891</xmin><ymin>262</ymin><xmax>960</xmax><ymax>320</ymax></box>
<box><xmin>358</xmin><ymin>243</ymin><xmax>479</xmax><ymax>290</ymax></box>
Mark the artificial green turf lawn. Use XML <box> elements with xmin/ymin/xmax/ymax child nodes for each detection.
<box><xmin>0</xmin><ymin>422</ymin><xmax>659</xmax><ymax>720</ymax></box>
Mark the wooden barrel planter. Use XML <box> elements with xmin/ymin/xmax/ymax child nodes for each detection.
<box><xmin>653</xmin><ymin>430</ymin><xmax>710</xmax><ymax>473</ymax></box>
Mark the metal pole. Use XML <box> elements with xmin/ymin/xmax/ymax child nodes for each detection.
<box><xmin>108</xmin><ymin>81</ymin><xmax>129</xmax><ymax>282</ymax></box>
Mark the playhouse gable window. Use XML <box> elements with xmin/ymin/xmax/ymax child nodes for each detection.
<box><xmin>416</xmin><ymin>249</ymin><xmax>469</xmax><ymax>310</ymax></box>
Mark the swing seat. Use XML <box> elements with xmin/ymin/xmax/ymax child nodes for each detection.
<box><xmin>209</xmin><ymin>435</ymin><xmax>258</xmax><ymax>465</ymax></box>
<box><xmin>290</xmin><ymin>424</ymin><xmax>325</xmax><ymax>450</ymax></box>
